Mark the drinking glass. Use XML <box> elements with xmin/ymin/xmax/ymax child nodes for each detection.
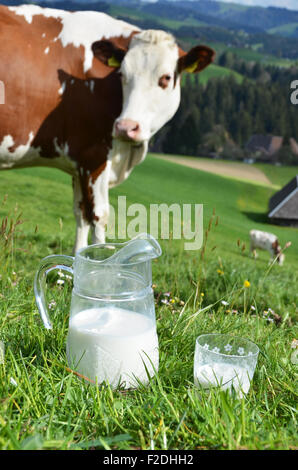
<box><xmin>194</xmin><ymin>333</ymin><xmax>259</xmax><ymax>397</ymax></box>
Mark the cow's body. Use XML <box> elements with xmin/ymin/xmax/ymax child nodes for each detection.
<box><xmin>0</xmin><ymin>4</ymin><xmax>214</xmax><ymax>251</ymax></box>
<box><xmin>249</xmin><ymin>229</ymin><xmax>284</xmax><ymax>265</ymax></box>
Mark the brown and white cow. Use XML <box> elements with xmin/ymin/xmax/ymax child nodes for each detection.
<box><xmin>0</xmin><ymin>4</ymin><xmax>215</xmax><ymax>251</ymax></box>
<box><xmin>249</xmin><ymin>229</ymin><xmax>285</xmax><ymax>265</ymax></box>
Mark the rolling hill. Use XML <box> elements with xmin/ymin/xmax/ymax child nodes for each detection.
<box><xmin>2</xmin><ymin>0</ymin><xmax>298</xmax><ymax>57</ymax></box>
<box><xmin>1</xmin><ymin>155</ymin><xmax>297</xmax><ymax>268</ymax></box>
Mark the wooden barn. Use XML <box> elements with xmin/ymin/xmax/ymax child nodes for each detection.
<box><xmin>268</xmin><ymin>176</ymin><xmax>298</xmax><ymax>226</ymax></box>
<box><xmin>245</xmin><ymin>135</ymin><xmax>283</xmax><ymax>163</ymax></box>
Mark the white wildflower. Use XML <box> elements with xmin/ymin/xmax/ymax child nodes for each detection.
<box><xmin>10</xmin><ymin>377</ymin><xmax>18</xmax><ymax>387</ymax></box>
<box><xmin>291</xmin><ymin>350</ymin><xmax>298</xmax><ymax>365</ymax></box>
<box><xmin>48</xmin><ymin>300</ymin><xmax>57</xmax><ymax>310</ymax></box>
<box><xmin>0</xmin><ymin>340</ymin><xmax>4</xmax><ymax>364</ymax></box>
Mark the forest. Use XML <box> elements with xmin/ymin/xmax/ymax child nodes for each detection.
<box><xmin>151</xmin><ymin>57</ymin><xmax>298</xmax><ymax>164</ymax></box>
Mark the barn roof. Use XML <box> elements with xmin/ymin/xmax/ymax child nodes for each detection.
<box><xmin>268</xmin><ymin>175</ymin><xmax>298</xmax><ymax>219</ymax></box>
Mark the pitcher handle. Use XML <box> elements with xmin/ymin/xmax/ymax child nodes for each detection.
<box><xmin>34</xmin><ymin>254</ymin><xmax>74</xmax><ymax>330</ymax></box>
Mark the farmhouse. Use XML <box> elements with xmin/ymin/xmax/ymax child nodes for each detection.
<box><xmin>268</xmin><ymin>175</ymin><xmax>298</xmax><ymax>227</ymax></box>
<box><xmin>245</xmin><ymin>134</ymin><xmax>283</xmax><ymax>162</ymax></box>
<box><xmin>290</xmin><ymin>137</ymin><xmax>298</xmax><ymax>156</ymax></box>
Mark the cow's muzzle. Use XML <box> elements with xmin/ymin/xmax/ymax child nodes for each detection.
<box><xmin>114</xmin><ymin>119</ymin><xmax>141</xmax><ymax>142</ymax></box>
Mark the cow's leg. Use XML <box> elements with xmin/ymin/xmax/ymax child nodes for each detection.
<box><xmin>268</xmin><ymin>248</ymin><xmax>275</xmax><ymax>264</ymax></box>
<box><xmin>89</xmin><ymin>163</ymin><xmax>111</xmax><ymax>245</ymax></box>
<box><xmin>73</xmin><ymin>163</ymin><xmax>110</xmax><ymax>248</ymax></box>
<box><xmin>72</xmin><ymin>174</ymin><xmax>90</xmax><ymax>253</ymax></box>
<box><xmin>250</xmin><ymin>240</ymin><xmax>257</xmax><ymax>259</ymax></box>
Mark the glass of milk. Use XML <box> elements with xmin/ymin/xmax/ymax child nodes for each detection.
<box><xmin>194</xmin><ymin>334</ymin><xmax>259</xmax><ymax>397</ymax></box>
<box><xmin>34</xmin><ymin>234</ymin><xmax>161</xmax><ymax>389</ymax></box>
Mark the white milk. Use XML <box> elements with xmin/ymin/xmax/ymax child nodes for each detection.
<box><xmin>66</xmin><ymin>307</ymin><xmax>159</xmax><ymax>388</ymax></box>
<box><xmin>194</xmin><ymin>362</ymin><xmax>252</xmax><ymax>397</ymax></box>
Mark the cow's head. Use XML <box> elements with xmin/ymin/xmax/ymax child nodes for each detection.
<box><xmin>276</xmin><ymin>245</ymin><xmax>285</xmax><ymax>266</ymax></box>
<box><xmin>92</xmin><ymin>30</ymin><xmax>215</xmax><ymax>144</ymax></box>
<box><xmin>272</xmin><ymin>239</ymin><xmax>285</xmax><ymax>266</ymax></box>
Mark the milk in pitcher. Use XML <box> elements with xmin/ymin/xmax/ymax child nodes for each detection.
<box><xmin>66</xmin><ymin>306</ymin><xmax>159</xmax><ymax>388</ymax></box>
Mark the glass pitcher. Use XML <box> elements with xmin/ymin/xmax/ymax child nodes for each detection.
<box><xmin>34</xmin><ymin>234</ymin><xmax>162</xmax><ymax>389</ymax></box>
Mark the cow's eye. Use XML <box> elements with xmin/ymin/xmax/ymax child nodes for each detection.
<box><xmin>158</xmin><ymin>74</ymin><xmax>172</xmax><ymax>89</ymax></box>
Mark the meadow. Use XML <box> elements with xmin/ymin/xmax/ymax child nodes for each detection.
<box><xmin>0</xmin><ymin>155</ymin><xmax>297</xmax><ymax>450</ymax></box>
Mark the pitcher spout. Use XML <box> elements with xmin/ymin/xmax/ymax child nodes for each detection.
<box><xmin>104</xmin><ymin>233</ymin><xmax>162</xmax><ymax>265</ymax></box>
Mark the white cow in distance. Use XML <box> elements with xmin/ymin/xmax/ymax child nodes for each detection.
<box><xmin>249</xmin><ymin>229</ymin><xmax>285</xmax><ymax>266</ymax></box>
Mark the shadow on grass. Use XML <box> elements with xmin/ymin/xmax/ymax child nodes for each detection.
<box><xmin>242</xmin><ymin>211</ymin><xmax>269</xmax><ymax>225</ymax></box>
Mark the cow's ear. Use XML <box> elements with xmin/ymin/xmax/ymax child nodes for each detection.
<box><xmin>178</xmin><ymin>45</ymin><xmax>215</xmax><ymax>74</ymax></box>
<box><xmin>92</xmin><ymin>40</ymin><xmax>126</xmax><ymax>68</ymax></box>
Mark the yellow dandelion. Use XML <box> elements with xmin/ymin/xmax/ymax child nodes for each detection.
<box><xmin>244</xmin><ymin>280</ymin><xmax>251</xmax><ymax>288</ymax></box>
<box><xmin>201</xmin><ymin>292</ymin><xmax>205</xmax><ymax>297</ymax></box>
<box><xmin>217</xmin><ymin>269</ymin><xmax>224</xmax><ymax>276</ymax></box>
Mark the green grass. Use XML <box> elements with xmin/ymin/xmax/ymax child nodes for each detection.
<box><xmin>254</xmin><ymin>163</ymin><xmax>298</xmax><ymax>188</ymax></box>
<box><xmin>196</xmin><ymin>63</ymin><xmax>244</xmax><ymax>85</ymax></box>
<box><xmin>0</xmin><ymin>156</ymin><xmax>297</xmax><ymax>450</ymax></box>
<box><xmin>268</xmin><ymin>22</ymin><xmax>298</xmax><ymax>38</ymax></box>
<box><xmin>155</xmin><ymin>16</ymin><xmax>207</xmax><ymax>31</ymax></box>
<box><xmin>227</xmin><ymin>46</ymin><xmax>295</xmax><ymax>67</ymax></box>
<box><xmin>181</xmin><ymin>64</ymin><xmax>244</xmax><ymax>86</ymax></box>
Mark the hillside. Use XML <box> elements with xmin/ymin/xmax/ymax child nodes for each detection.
<box><xmin>1</xmin><ymin>156</ymin><xmax>297</xmax><ymax>267</ymax></box>
<box><xmin>171</xmin><ymin>1</ymin><xmax>298</xmax><ymax>37</ymax></box>
<box><xmin>109</xmin><ymin>1</ymin><xmax>298</xmax><ymax>60</ymax></box>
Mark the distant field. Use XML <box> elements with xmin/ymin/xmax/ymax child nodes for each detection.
<box><xmin>154</xmin><ymin>154</ymin><xmax>271</xmax><ymax>186</ymax></box>
<box><xmin>180</xmin><ymin>61</ymin><xmax>245</xmax><ymax>87</ymax></box>
<box><xmin>268</xmin><ymin>22</ymin><xmax>298</xmax><ymax>38</ymax></box>
<box><xmin>153</xmin><ymin>16</ymin><xmax>207</xmax><ymax>30</ymax></box>
<box><xmin>219</xmin><ymin>46</ymin><xmax>295</xmax><ymax>67</ymax></box>
<box><xmin>254</xmin><ymin>163</ymin><xmax>298</xmax><ymax>188</ymax></box>
<box><xmin>154</xmin><ymin>154</ymin><xmax>298</xmax><ymax>190</ymax></box>
<box><xmin>191</xmin><ymin>63</ymin><xmax>244</xmax><ymax>85</ymax></box>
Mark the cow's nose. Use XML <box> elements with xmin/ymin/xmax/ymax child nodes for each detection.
<box><xmin>115</xmin><ymin>119</ymin><xmax>140</xmax><ymax>141</ymax></box>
